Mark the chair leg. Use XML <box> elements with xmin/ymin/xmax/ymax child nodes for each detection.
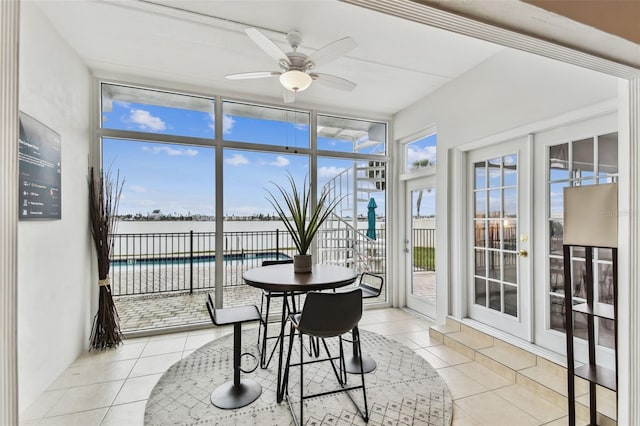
<box><xmin>257</xmin><ymin>292</ymin><xmax>265</xmax><ymax>363</ymax></box>
<box><xmin>283</xmin><ymin>321</ymin><xmax>296</xmax><ymax>396</ymax></box>
<box><xmin>355</xmin><ymin>326</ymin><xmax>369</xmax><ymax>421</ymax></box>
<box><xmin>260</xmin><ymin>293</ymin><xmax>272</xmax><ymax>368</ymax></box>
<box><xmin>300</xmin><ymin>328</ymin><xmax>304</xmax><ymax>424</ymax></box>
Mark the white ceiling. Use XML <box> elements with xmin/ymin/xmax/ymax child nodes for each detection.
<box><xmin>35</xmin><ymin>0</ymin><xmax>504</xmax><ymax>118</ymax></box>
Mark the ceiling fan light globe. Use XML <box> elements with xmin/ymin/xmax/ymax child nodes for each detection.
<box><xmin>279</xmin><ymin>70</ymin><xmax>312</xmax><ymax>92</ymax></box>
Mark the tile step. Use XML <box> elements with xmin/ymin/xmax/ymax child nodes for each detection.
<box><xmin>430</xmin><ymin>319</ymin><xmax>617</xmax><ymax>423</ymax></box>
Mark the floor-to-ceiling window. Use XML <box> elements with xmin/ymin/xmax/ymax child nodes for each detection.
<box><xmin>99</xmin><ymin>82</ymin><xmax>388</xmax><ymax>330</ymax></box>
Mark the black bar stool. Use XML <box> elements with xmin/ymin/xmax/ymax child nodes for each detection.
<box><xmin>283</xmin><ymin>289</ymin><xmax>368</xmax><ymax>425</ymax></box>
<box><xmin>205</xmin><ymin>294</ymin><xmax>262</xmax><ymax>409</ymax></box>
<box><xmin>335</xmin><ymin>272</ymin><xmax>384</xmax><ymax>374</ymax></box>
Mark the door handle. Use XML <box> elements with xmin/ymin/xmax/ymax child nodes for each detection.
<box><xmin>517</xmin><ymin>250</ymin><xmax>528</xmax><ymax>257</ymax></box>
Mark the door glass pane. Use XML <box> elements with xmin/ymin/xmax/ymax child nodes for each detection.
<box><xmin>550</xmin><ymin>295</ymin><xmax>566</xmax><ymax>332</ymax></box>
<box><xmin>598</xmin><ymin>318</ymin><xmax>615</xmax><ymax>348</ymax></box>
<box><xmin>549</xmin><ymin>181</ymin><xmax>568</xmax><ymax>219</ymax></box>
<box><xmin>549</xmin><ymin>143</ymin><xmax>569</xmax><ymax>181</ymax></box>
<box><xmin>475</xmin><ymin>161</ymin><xmax>486</xmax><ymax>189</ymax></box>
<box><xmin>472</xmin><ymin>152</ymin><xmax>519</xmax><ymax>317</ymax></box>
<box><xmin>488</xmin><ymin>158</ymin><xmax>501</xmax><ymax>187</ymax></box>
<box><xmin>488</xmin><ymin>251</ymin><xmax>501</xmax><ymax>280</ymax></box>
<box><xmin>488</xmin><ymin>220</ymin><xmax>501</xmax><ymax>249</ymax></box>
<box><xmin>503</xmin><ymin>155</ymin><xmax>517</xmax><ymax>186</ymax></box>
<box><xmin>474</xmin><ymin>192</ymin><xmax>487</xmax><ymax>218</ymax></box>
<box><xmin>598</xmin><ymin>133</ymin><xmax>618</xmax><ymax>178</ymax></box>
<box><xmin>410</xmin><ymin>186</ymin><xmax>436</xmax><ymax>304</ymax></box>
<box><xmin>489</xmin><ymin>281</ymin><xmax>501</xmax><ymax>311</ymax></box>
<box><xmin>475</xmin><ymin>277</ymin><xmax>487</xmax><ymax>306</ymax></box>
<box><xmin>503</xmin><ymin>189</ymin><xmax>517</xmax><ymax>217</ymax></box>
<box><xmin>549</xmin><ymin>220</ymin><xmax>564</xmax><ymax>255</ymax></box>
<box><xmin>474</xmin><ymin>220</ymin><xmax>485</xmax><ymax>247</ymax></box>
<box><xmin>571</xmin><ymin>260</ymin><xmax>587</xmax><ymax>299</ymax></box>
<box><xmin>504</xmin><ymin>283</ymin><xmax>517</xmax><ymax>317</ymax></box>
<box><xmin>475</xmin><ymin>249</ymin><xmax>486</xmax><ymax>276</ymax></box>
<box><xmin>598</xmin><ymin>263</ymin><xmax>614</xmax><ymax>304</ymax></box>
<box><xmin>572</xmin><ymin>138</ymin><xmax>594</xmax><ymax>179</ymax></box>
<box><xmin>504</xmin><ymin>219</ymin><xmax>517</xmax><ymax>250</ymax></box>
<box><xmin>550</xmin><ymin>257</ymin><xmax>564</xmax><ymax>294</ymax></box>
<box><xmin>503</xmin><ymin>252</ymin><xmax>517</xmax><ymax>284</ymax></box>
<box><xmin>488</xmin><ymin>190</ymin><xmax>501</xmax><ymax>218</ymax></box>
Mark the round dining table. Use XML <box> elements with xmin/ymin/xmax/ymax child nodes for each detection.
<box><xmin>243</xmin><ymin>263</ymin><xmax>358</xmax><ymax>403</ymax></box>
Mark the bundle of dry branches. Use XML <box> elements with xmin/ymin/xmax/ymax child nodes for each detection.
<box><xmin>89</xmin><ymin>167</ymin><xmax>124</xmax><ymax>351</ymax></box>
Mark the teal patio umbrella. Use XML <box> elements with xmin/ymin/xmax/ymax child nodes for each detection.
<box><xmin>366</xmin><ymin>197</ymin><xmax>377</xmax><ymax>240</ymax></box>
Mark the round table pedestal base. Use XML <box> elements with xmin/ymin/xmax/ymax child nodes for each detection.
<box><xmin>210</xmin><ymin>379</ymin><xmax>262</xmax><ymax>409</ymax></box>
<box><xmin>344</xmin><ymin>354</ymin><xmax>376</xmax><ymax>374</ymax></box>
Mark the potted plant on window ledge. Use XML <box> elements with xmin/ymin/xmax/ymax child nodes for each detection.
<box><xmin>266</xmin><ymin>173</ymin><xmax>342</xmax><ymax>273</ymax></box>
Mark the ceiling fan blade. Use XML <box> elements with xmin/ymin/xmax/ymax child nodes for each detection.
<box><xmin>283</xmin><ymin>89</ymin><xmax>295</xmax><ymax>104</ymax></box>
<box><xmin>311</xmin><ymin>73</ymin><xmax>356</xmax><ymax>91</ymax></box>
<box><xmin>306</xmin><ymin>37</ymin><xmax>356</xmax><ymax>68</ymax></box>
<box><xmin>225</xmin><ymin>71</ymin><xmax>280</xmax><ymax>80</ymax></box>
<box><xmin>245</xmin><ymin>28</ymin><xmax>290</xmax><ymax>65</ymax></box>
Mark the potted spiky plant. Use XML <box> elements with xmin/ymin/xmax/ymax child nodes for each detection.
<box><xmin>266</xmin><ymin>173</ymin><xmax>342</xmax><ymax>273</ymax></box>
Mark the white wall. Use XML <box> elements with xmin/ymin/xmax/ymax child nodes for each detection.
<box><xmin>18</xmin><ymin>3</ymin><xmax>93</xmax><ymax>411</ymax></box>
<box><xmin>393</xmin><ymin>48</ymin><xmax>618</xmax><ymax>322</ymax></box>
<box><xmin>395</xmin><ymin>49</ymin><xmax>617</xmax><ymax>144</ymax></box>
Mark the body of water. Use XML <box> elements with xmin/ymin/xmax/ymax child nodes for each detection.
<box><xmin>116</xmin><ymin>220</ymin><xmax>279</xmax><ymax>234</ymax></box>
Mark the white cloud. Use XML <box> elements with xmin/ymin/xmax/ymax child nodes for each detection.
<box><xmin>226</xmin><ymin>153</ymin><xmax>249</xmax><ymax>166</ymax></box>
<box><xmin>141</xmin><ymin>145</ymin><xmax>198</xmax><ymax>156</ymax></box>
<box><xmin>129</xmin><ymin>185</ymin><xmax>146</xmax><ymax>193</ymax></box>
<box><xmin>114</xmin><ymin>100</ymin><xmax>131</xmax><ymax>108</ymax></box>
<box><xmin>129</xmin><ymin>109</ymin><xmax>166</xmax><ymax>131</ymax></box>
<box><xmin>318</xmin><ymin>166</ymin><xmax>346</xmax><ymax>179</ymax></box>
<box><xmin>207</xmin><ymin>113</ymin><xmax>235</xmax><ymax>134</ymax></box>
<box><xmin>407</xmin><ymin>145</ymin><xmax>436</xmax><ymax>167</ymax></box>
<box><xmin>269</xmin><ymin>156</ymin><xmax>290</xmax><ymax>167</ymax></box>
<box><xmin>223</xmin><ymin>114</ymin><xmax>235</xmax><ymax>134</ymax></box>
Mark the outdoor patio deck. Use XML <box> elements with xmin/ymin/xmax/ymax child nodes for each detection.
<box><xmin>115</xmin><ymin>271</ymin><xmax>435</xmax><ymax>334</ymax></box>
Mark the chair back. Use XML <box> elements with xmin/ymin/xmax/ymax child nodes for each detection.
<box><xmin>297</xmin><ymin>289</ymin><xmax>362</xmax><ymax>338</ymax></box>
<box><xmin>262</xmin><ymin>259</ymin><xmax>293</xmax><ymax>267</ymax></box>
<box><xmin>359</xmin><ymin>272</ymin><xmax>384</xmax><ymax>297</ymax></box>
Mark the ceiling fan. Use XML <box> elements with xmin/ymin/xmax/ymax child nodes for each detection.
<box><xmin>226</xmin><ymin>28</ymin><xmax>357</xmax><ymax>103</ymax></box>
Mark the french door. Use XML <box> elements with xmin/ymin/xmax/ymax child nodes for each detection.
<box><xmin>405</xmin><ymin>176</ymin><xmax>437</xmax><ymax>318</ymax></box>
<box><xmin>467</xmin><ymin>137</ymin><xmax>532</xmax><ymax>339</ymax></box>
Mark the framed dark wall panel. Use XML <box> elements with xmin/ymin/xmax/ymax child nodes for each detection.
<box><xmin>18</xmin><ymin>112</ymin><xmax>61</xmax><ymax>220</ymax></box>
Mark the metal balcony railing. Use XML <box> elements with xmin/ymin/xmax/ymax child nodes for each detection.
<box><xmin>109</xmin><ymin>229</ymin><xmax>295</xmax><ymax>296</ymax></box>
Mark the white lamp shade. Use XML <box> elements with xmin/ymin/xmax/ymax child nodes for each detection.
<box><xmin>279</xmin><ymin>70</ymin><xmax>312</xmax><ymax>92</ymax></box>
<box><xmin>563</xmin><ymin>183</ymin><xmax>618</xmax><ymax>248</ymax></box>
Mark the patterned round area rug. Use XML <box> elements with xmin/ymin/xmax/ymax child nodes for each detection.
<box><xmin>145</xmin><ymin>328</ymin><xmax>453</xmax><ymax>425</ymax></box>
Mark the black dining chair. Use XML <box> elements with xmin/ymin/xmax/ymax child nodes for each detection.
<box><xmin>283</xmin><ymin>289</ymin><xmax>368</xmax><ymax>425</ymax></box>
<box><xmin>257</xmin><ymin>259</ymin><xmax>301</xmax><ymax>368</ymax></box>
<box><xmin>335</xmin><ymin>272</ymin><xmax>384</xmax><ymax>373</ymax></box>
<box><xmin>205</xmin><ymin>294</ymin><xmax>262</xmax><ymax>409</ymax></box>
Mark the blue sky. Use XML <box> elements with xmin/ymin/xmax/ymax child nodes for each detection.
<box><xmin>102</xmin><ymin>101</ymin><xmax>385</xmax><ymax>217</ymax></box>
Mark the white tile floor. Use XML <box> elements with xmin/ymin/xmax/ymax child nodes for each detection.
<box><xmin>20</xmin><ymin>308</ymin><xmax>574</xmax><ymax>425</ymax></box>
